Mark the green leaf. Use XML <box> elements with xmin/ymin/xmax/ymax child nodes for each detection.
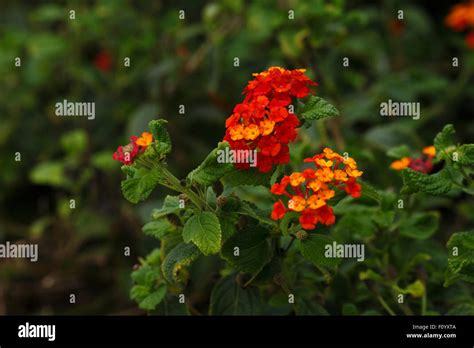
<box><xmin>456</xmin><ymin>144</ymin><xmax>474</xmax><ymax>165</ymax></box>
<box><xmin>130</xmin><ymin>285</ymin><xmax>149</xmax><ymax>303</ymax></box>
<box><xmin>142</xmin><ymin>219</ymin><xmax>176</xmax><ymax>239</ymax></box>
<box><xmin>209</xmin><ymin>275</ymin><xmax>262</xmax><ymax>315</ymax></box>
<box><xmin>342</xmin><ymin>303</ymin><xmax>359</xmax><ymax>316</ymax></box>
<box><xmin>148</xmin><ymin>119</ymin><xmax>172</xmax><ymax>156</ymax></box>
<box><xmin>386</xmin><ymin>145</ymin><xmax>412</xmax><ymax>159</ymax></box>
<box><xmin>335</xmin><ymin>211</ymin><xmax>376</xmax><ymax>239</ymax></box>
<box><xmin>447</xmin><ymin>303</ymin><xmax>474</xmax><ymax>315</ymax></box>
<box><xmin>121</xmin><ymin>168</ymin><xmax>163</xmax><ymax>204</ymax></box>
<box><xmin>238</xmin><ymin>200</ymin><xmax>275</xmax><ymax>226</ymax></box>
<box><xmin>221</xmin><ymin>226</ymin><xmax>271</xmax><ymax>274</ymax></box>
<box><xmin>121</xmin><ymin>164</ymin><xmax>136</xmax><ymax>178</ymax></box>
<box><xmin>161</xmin><ymin>243</ymin><xmax>201</xmax><ymax>288</ymax></box>
<box><xmin>218</xmin><ymin>211</ymin><xmax>239</xmax><ymax>242</ymax></box>
<box><xmin>399</xmin><ymin>212</ymin><xmax>439</xmax><ymax>240</ymax></box>
<box><xmin>401</xmin><ymin>168</ymin><xmax>453</xmax><ymax>196</ymax></box>
<box><xmin>138</xmin><ymin>285</ymin><xmax>167</xmax><ymax>311</ymax></box>
<box><xmin>183</xmin><ymin>211</ymin><xmax>222</xmax><ymax>255</ymax></box>
<box><xmin>359</xmin><ymin>269</ymin><xmax>385</xmax><ymax>283</ymax></box>
<box><xmin>445</xmin><ymin>231</ymin><xmax>474</xmax><ymax>286</ymax></box>
<box><xmin>222</xmin><ymin>168</ymin><xmax>272</xmax><ymax>187</ymax></box>
<box><xmin>155</xmin><ymin>294</ymin><xmax>190</xmax><ymax>315</ymax></box>
<box><xmin>30</xmin><ymin>161</ymin><xmax>68</xmax><ymax>187</ymax></box>
<box><xmin>360</xmin><ymin>181</ymin><xmax>381</xmax><ymax>203</ymax></box>
<box><xmin>434</xmin><ymin>124</ymin><xmax>455</xmax><ymax>157</ymax></box>
<box><xmin>298</xmin><ymin>234</ymin><xmax>341</xmax><ymax>269</ymax></box>
<box><xmin>187</xmin><ymin>142</ymin><xmax>234</xmax><ymax>186</ymax></box>
<box><xmin>394</xmin><ymin>280</ymin><xmax>425</xmax><ymax>298</ymax></box>
<box><xmin>152</xmin><ymin>195</ymin><xmax>182</xmax><ymax>219</ymax></box>
<box><xmin>298</xmin><ymin>95</ymin><xmax>339</xmax><ymax>122</ymax></box>
<box><xmin>294</xmin><ymin>298</ymin><xmax>329</xmax><ymax>315</ymax></box>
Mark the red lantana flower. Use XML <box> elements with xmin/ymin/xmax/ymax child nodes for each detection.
<box><xmin>270</xmin><ymin>148</ymin><xmax>363</xmax><ymax>231</ymax></box>
<box><xmin>224</xmin><ymin>67</ymin><xmax>317</xmax><ymax>173</ymax></box>
<box><xmin>390</xmin><ymin>146</ymin><xmax>436</xmax><ymax>174</ymax></box>
<box><xmin>112</xmin><ymin>132</ymin><xmax>153</xmax><ymax>165</ymax></box>
<box><xmin>446</xmin><ymin>2</ymin><xmax>474</xmax><ymax>49</ymax></box>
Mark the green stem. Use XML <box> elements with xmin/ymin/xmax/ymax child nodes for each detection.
<box><xmin>421</xmin><ymin>292</ymin><xmax>427</xmax><ymax>316</ymax></box>
<box><xmin>376</xmin><ymin>293</ymin><xmax>396</xmax><ymax>316</ymax></box>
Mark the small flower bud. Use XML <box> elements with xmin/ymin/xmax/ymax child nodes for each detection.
<box><xmin>295</xmin><ymin>230</ymin><xmax>308</xmax><ymax>240</ymax></box>
<box><xmin>132</xmin><ymin>264</ymin><xmax>140</xmax><ymax>271</ymax></box>
<box><xmin>178</xmin><ymin>193</ymin><xmax>189</xmax><ymax>202</ymax></box>
<box><xmin>216</xmin><ymin>195</ymin><xmax>227</xmax><ymax>207</ymax></box>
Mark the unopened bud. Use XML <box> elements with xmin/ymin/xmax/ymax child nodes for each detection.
<box><xmin>295</xmin><ymin>230</ymin><xmax>308</xmax><ymax>240</ymax></box>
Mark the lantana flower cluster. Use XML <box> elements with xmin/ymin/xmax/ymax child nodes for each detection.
<box><xmin>390</xmin><ymin>146</ymin><xmax>436</xmax><ymax>174</ymax></box>
<box><xmin>223</xmin><ymin>67</ymin><xmax>317</xmax><ymax>172</ymax></box>
<box><xmin>112</xmin><ymin>132</ymin><xmax>153</xmax><ymax>165</ymax></box>
<box><xmin>446</xmin><ymin>1</ymin><xmax>474</xmax><ymax>48</ymax></box>
<box><xmin>270</xmin><ymin>148</ymin><xmax>363</xmax><ymax>230</ymax></box>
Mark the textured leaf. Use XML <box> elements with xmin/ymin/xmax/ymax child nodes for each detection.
<box><xmin>360</xmin><ymin>181</ymin><xmax>381</xmax><ymax>203</ymax></box>
<box><xmin>151</xmin><ymin>195</ymin><xmax>181</xmax><ymax>220</ymax></box>
<box><xmin>142</xmin><ymin>219</ymin><xmax>176</xmax><ymax>239</ymax></box>
<box><xmin>221</xmin><ymin>226</ymin><xmax>271</xmax><ymax>274</ymax></box>
<box><xmin>121</xmin><ymin>168</ymin><xmax>163</xmax><ymax>204</ymax></box>
<box><xmin>298</xmin><ymin>234</ymin><xmax>341</xmax><ymax>268</ymax></box>
<box><xmin>183</xmin><ymin>212</ymin><xmax>222</xmax><ymax>255</ymax></box>
<box><xmin>218</xmin><ymin>211</ymin><xmax>239</xmax><ymax>242</ymax></box>
<box><xmin>148</xmin><ymin>119</ymin><xmax>172</xmax><ymax>156</ymax></box>
<box><xmin>445</xmin><ymin>231</ymin><xmax>474</xmax><ymax>286</ymax></box>
<box><xmin>187</xmin><ymin>142</ymin><xmax>234</xmax><ymax>186</ymax></box>
<box><xmin>298</xmin><ymin>95</ymin><xmax>339</xmax><ymax>122</ymax></box>
<box><xmin>138</xmin><ymin>285</ymin><xmax>167</xmax><ymax>310</ymax></box>
<box><xmin>209</xmin><ymin>275</ymin><xmax>262</xmax><ymax>315</ymax></box>
<box><xmin>456</xmin><ymin>144</ymin><xmax>474</xmax><ymax>165</ymax></box>
<box><xmin>401</xmin><ymin>168</ymin><xmax>453</xmax><ymax>195</ymax></box>
<box><xmin>161</xmin><ymin>243</ymin><xmax>201</xmax><ymax>287</ymax></box>
<box><xmin>434</xmin><ymin>124</ymin><xmax>455</xmax><ymax>155</ymax></box>
<box><xmin>399</xmin><ymin>212</ymin><xmax>439</xmax><ymax>240</ymax></box>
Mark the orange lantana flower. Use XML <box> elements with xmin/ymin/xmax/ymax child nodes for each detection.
<box><xmin>270</xmin><ymin>148</ymin><xmax>363</xmax><ymax>231</ymax></box>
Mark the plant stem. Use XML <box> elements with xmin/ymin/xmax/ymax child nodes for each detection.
<box><xmin>376</xmin><ymin>293</ymin><xmax>396</xmax><ymax>316</ymax></box>
<box><xmin>421</xmin><ymin>292</ymin><xmax>427</xmax><ymax>316</ymax></box>
<box><xmin>155</xmin><ymin>162</ymin><xmax>208</xmax><ymax>210</ymax></box>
